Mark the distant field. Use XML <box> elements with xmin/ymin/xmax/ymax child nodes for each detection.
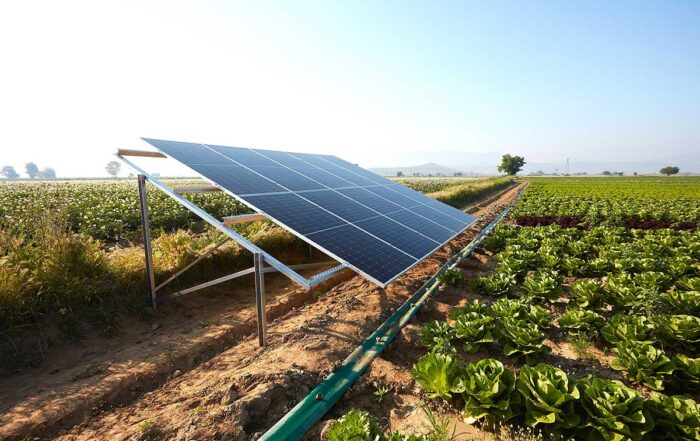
<box><xmin>513</xmin><ymin>176</ymin><xmax>700</xmax><ymax>225</ymax></box>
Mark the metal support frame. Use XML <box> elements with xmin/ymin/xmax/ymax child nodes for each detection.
<box><xmin>119</xmin><ymin>150</ymin><xmax>349</xmax><ymax>346</ymax></box>
<box><xmin>138</xmin><ymin>174</ymin><xmax>158</xmax><ymax>310</ymax></box>
<box><xmin>254</xmin><ymin>253</ymin><xmax>267</xmax><ymax>346</ymax></box>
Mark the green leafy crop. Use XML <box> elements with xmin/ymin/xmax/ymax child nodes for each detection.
<box><xmin>672</xmin><ymin>354</ymin><xmax>700</xmax><ymax>392</ymax></box>
<box><xmin>601</xmin><ymin>314</ymin><xmax>655</xmax><ymax>345</ymax></box>
<box><xmin>461</xmin><ymin>359</ymin><xmax>520</xmax><ymax>424</ymax></box>
<box><xmin>411</xmin><ymin>353</ymin><xmax>464</xmax><ymax>401</ymax></box>
<box><xmin>447</xmin><ymin>299</ymin><xmax>489</xmax><ymax>319</ymax></box>
<box><xmin>452</xmin><ymin>312</ymin><xmax>495</xmax><ymax>353</ymax></box>
<box><xmin>653</xmin><ymin>314</ymin><xmax>700</xmax><ymax>355</ymax></box>
<box><xmin>497</xmin><ymin>318</ymin><xmax>550</xmax><ymax>362</ymax></box>
<box><xmin>489</xmin><ymin>298</ymin><xmax>524</xmax><ymax>320</ymax></box>
<box><xmin>569</xmin><ymin>279</ymin><xmax>607</xmax><ymax>310</ymax></box>
<box><xmin>644</xmin><ymin>393</ymin><xmax>700</xmax><ymax>441</ymax></box>
<box><xmin>522</xmin><ymin>270</ymin><xmax>563</xmax><ymax>303</ymax></box>
<box><xmin>522</xmin><ymin>304</ymin><xmax>552</xmax><ymax>329</ymax></box>
<box><xmin>557</xmin><ymin>308</ymin><xmax>604</xmax><ymax>336</ymax></box>
<box><xmin>438</xmin><ymin>269</ymin><xmax>463</xmax><ymax>286</ymax></box>
<box><xmin>472</xmin><ymin>271</ymin><xmax>514</xmax><ymax>296</ymax></box>
<box><xmin>579</xmin><ymin>377</ymin><xmax>652</xmax><ymax>441</ymax></box>
<box><xmin>327</xmin><ymin>409</ymin><xmax>383</xmax><ymax>441</ymax></box>
<box><xmin>515</xmin><ymin>363</ymin><xmax>580</xmax><ymax>433</ymax></box>
<box><xmin>610</xmin><ymin>342</ymin><xmax>675</xmax><ymax>391</ymax></box>
<box><xmin>663</xmin><ymin>290</ymin><xmax>700</xmax><ymax>317</ymax></box>
<box><xmin>420</xmin><ymin>321</ymin><xmax>455</xmax><ymax>355</ymax></box>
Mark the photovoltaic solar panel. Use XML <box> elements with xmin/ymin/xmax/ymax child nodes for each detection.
<box><xmin>141</xmin><ymin>138</ymin><xmax>478</xmax><ymax>286</ymax></box>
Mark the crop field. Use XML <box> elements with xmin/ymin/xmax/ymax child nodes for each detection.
<box><xmin>0</xmin><ymin>176</ymin><xmax>514</xmax><ymax>366</ymax></box>
<box><xmin>328</xmin><ymin>177</ymin><xmax>700</xmax><ymax>441</ymax></box>
<box><xmin>0</xmin><ymin>176</ymin><xmax>510</xmax><ymax>240</ymax></box>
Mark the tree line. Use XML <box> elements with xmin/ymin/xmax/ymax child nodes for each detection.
<box><xmin>0</xmin><ymin>162</ymin><xmax>56</xmax><ymax>179</ymax></box>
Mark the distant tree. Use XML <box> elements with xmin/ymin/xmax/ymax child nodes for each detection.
<box><xmin>633</xmin><ymin>172</ymin><xmax>638</xmax><ymax>176</ymax></box>
<box><xmin>25</xmin><ymin>162</ymin><xmax>39</xmax><ymax>178</ymax></box>
<box><xmin>1</xmin><ymin>165</ymin><xmax>19</xmax><ymax>179</ymax></box>
<box><xmin>602</xmin><ymin>170</ymin><xmax>612</xmax><ymax>176</ymax></box>
<box><xmin>39</xmin><ymin>167</ymin><xmax>56</xmax><ymax>178</ymax></box>
<box><xmin>615</xmin><ymin>172</ymin><xmax>624</xmax><ymax>176</ymax></box>
<box><xmin>659</xmin><ymin>166</ymin><xmax>680</xmax><ymax>176</ymax></box>
<box><xmin>497</xmin><ymin>154</ymin><xmax>526</xmax><ymax>175</ymax></box>
<box><xmin>396</xmin><ymin>171</ymin><xmax>404</xmax><ymax>177</ymax></box>
<box><xmin>106</xmin><ymin>160</ymin><xmax>121</xmax><ymax>177</ymax></box>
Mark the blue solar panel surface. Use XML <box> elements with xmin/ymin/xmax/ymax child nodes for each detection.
<box><xmin>142</xmin><ymin>138</ymin><xmax>477</xmax><ymax>286</ymax></box>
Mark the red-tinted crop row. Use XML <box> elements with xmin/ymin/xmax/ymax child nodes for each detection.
<box><xmin>514</xmin><ymin>216</ymin><xmax>697</xmax><ymax>231</ymax></box>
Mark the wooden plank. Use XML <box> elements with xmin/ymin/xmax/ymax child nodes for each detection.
<box><xmin>117</xmin><ymin>149</ymin><xmax>167</xmax><ymax>158</ymax></box>
<box><xmin>223</xmin><ymin>214</ymin><xmax>267</xmax><ymax>226</ymax></box>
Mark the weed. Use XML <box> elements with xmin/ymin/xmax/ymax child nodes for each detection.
<box><xmin>373</xmin><ymin>385</ymin><xmax>390</xmax><ymax>403</ymax></box>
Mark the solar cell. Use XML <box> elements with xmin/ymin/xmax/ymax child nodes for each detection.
<box><xmin>248</xmin><ymin>166</ymin><xmax>326</xmax><ymax>192</ymax></box>
<box><xmin>301</xmin><ymin>189</ymin><xmax>379</xmax><ymax>223</ymax></box>
<box><xmin>306</xmin><ymin>224</ymin><xmax>416</xmax><ymax>285</ymax></box>
<box><xmin>243</xmin><ymin>192</ymin><xmax>347</xmax><ymax>234</ymax></box>
<box><xmin>142</xmin><ymin>138</ymin><xmax>477</xmax><ymax>286</ymax></box>
<box><xmin>189</xmin><ymin>164</ymin><xmax>286</xmax><ymax>195</ymax></box>
<box><xmin>385</xmin><ymin>209</ymin><xmax>456</xmax><ymax>243</ymax></box>
<box><xmin>336</xmin><ymin>187</ymin><xmax>404</xmax><ymax>214</ymax></box>
<box><xmin>353</xmin><ymin>216</ymin><xmax>439</xmax><ymax>259</ymax></box>
<box><xmin>365</xmin><ymin>185</ymin><xmax>423</xmax><ymax>208</ymax></box>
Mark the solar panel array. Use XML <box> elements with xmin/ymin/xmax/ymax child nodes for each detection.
<box><xmin>143</xmin><ymin>138</ymin><xmax>477</xmax><ymax>286</ymax></box>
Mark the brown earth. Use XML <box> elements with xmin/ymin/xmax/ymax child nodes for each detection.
<box><xmin>0</xmin><ymin>183</ymin><xmax>525</xmax><ymax>441</ymax></box>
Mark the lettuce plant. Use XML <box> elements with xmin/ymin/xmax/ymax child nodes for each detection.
<box><xmin>522</xmin><ymin>304</ymin><xmax>551</xmax><ymax>328</ymax></box>
<box><xmin>579</xmin><ymin>377</ymin><xmax>652</xmax><ymax>441</ymax></box>
<box><xmin>515</xmin><ymin>364</ymin><xmax>580</xmax><ymax>433</ymax></box>
<box><xmin>453</xmin><ymin>312</ymin><xmax>495</xmax><ymax>353</ymax></box>
<box><xmin>461</xmin><ymin>359</ymin><xmax>520</xmax><ymax>424</ymax></box>
<box><xmin>644</xmin><ymin>393</ymin><xmax>700</xmax><ymax>441</ymax></box>
<box><xmin>634</xmin><ymin>271</ymin><xmax>672</xmax><ymax>293</ymax></box>
<box><xmin>653</xmin><ymin>314</ymin><xmax>700</xmax><ymax>354</ymax></box>
<box><xmin>663</xmin><ymin>290</ymin><xmax>700</xmax><ymax>317</ymax></box>
<box><xmin>489</xmin><ymin>298</ymin><xmax>524</xmax><ymax>320</ymax></box>
<box><xmin>587</xmin><ymin>257</ymin><xmax>614</xmax><ymax>276</ymax></box>
<box><xmin>672</xmin><ymin>354</ymin><xmax>700</xmax><ymax>392</ymax></box>
<box><xmin>472</xmin><ymin>271</ymin><xmax>514</xmax><ymax>296</ymax></box>
<box><xmin>676</xmin><ymin>276</ymin><xmax>700</xmax><ymax>292</ymax></box>
<box><xmin>604</xmin><ymin>273</ymin><xmax>651</xmax><ymax>311</ymax></box>
<box><xmin>327</xmin><ymin>409</ymin><xmax>383</xmax><ymax>441</ymax></box>
<box><xmin>438</xmin><ymin>268</ymin><xmax>463</xmax><ymax>286</ymax></box>
<box><xmin>448</xmin><ymin>299</ymin><xmax>489</xmax><ymax>319</ymax></box>
<box><xmin>666</xmin><ymin>255</ymin><xmax>697</xmax><ymax>279</ymax></box>
<box><xmin>610</xmin><ymin>342</ymin><xmax>675</xmax><ymax>390</ymax></box>
<box><xmin>560</xmin><ymin>256</ymin><xmax>586</xmax><ymax>277</ymax></box>
<box><xmin>522</xmin><ymin>270</ymin><xmax>563</xmax><ymax>303</ymax></box>
<box><xmin>601</xmin><ymin>314</ymin><xmax>655</xmax><ymax>345</ymax></box>
<box><xmin>420</xmin><ymin>320</ymin><xmax>455</xmax><ymax>354</ymax></box>
<box><xmin>557</xmin><ymin>308</ymin><xmax>604</xmax><ymax>336</ymax></box>
<box><xmin>568</xmin><ymin>278</ymin><xmax>607</xmax><ymax>310</ymax></box>
<box><xmin>411</xmin><ymin>353</ymin><xmax>464</xmax><ymax>401</ymax></box>
<box><xmin>497</xmin><ymin>317</ymin><xmax>550</xmax><ymax>362</ymax></box>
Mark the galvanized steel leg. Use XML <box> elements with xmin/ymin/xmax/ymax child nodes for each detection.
<box><xmin>254</xmin><ymin>252</ymin><xmax>267</xmax><ymax>347</ymax></box>
<box><xmin>138</xmin><ymin>174</ymin><xmax>157</xmax><ymax>310</ymax></box>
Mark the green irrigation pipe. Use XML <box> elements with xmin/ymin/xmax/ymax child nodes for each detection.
<box><xmin>260</xmin><ymin>199</ymin><xmax>519</xmax><ymax>441</ymax></box>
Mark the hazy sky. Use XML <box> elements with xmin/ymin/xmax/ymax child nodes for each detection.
<box><xmin>1</xmin><ymin>0</ymin><xmax>698</xmax><ymax>177</ymax></box>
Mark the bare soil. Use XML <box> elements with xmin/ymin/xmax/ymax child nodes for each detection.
<box><xmin>0</xmin><ymin>183</ymin><xmax>525</xmax><ymax>441</ymax></box>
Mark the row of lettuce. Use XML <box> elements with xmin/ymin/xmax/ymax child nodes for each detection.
<box><xmin>511</xmin><ymin>177</ymin><xmax>700</xmax><ymax>225</ymax></box>
<box><xmin>411</xmin><ymin>356</ymin><xmax>698</xmax><ymax>440</ymax></box>
<box><xmin>328</xmin><ymin>223</ymin><xmax>699</xmax><ymax>440</ymax></box>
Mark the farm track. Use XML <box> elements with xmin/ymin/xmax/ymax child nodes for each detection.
<box><xmin>0</xmin><ymin>183</ymin><xmax>526</xmax><ymax>441</ymax></box>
